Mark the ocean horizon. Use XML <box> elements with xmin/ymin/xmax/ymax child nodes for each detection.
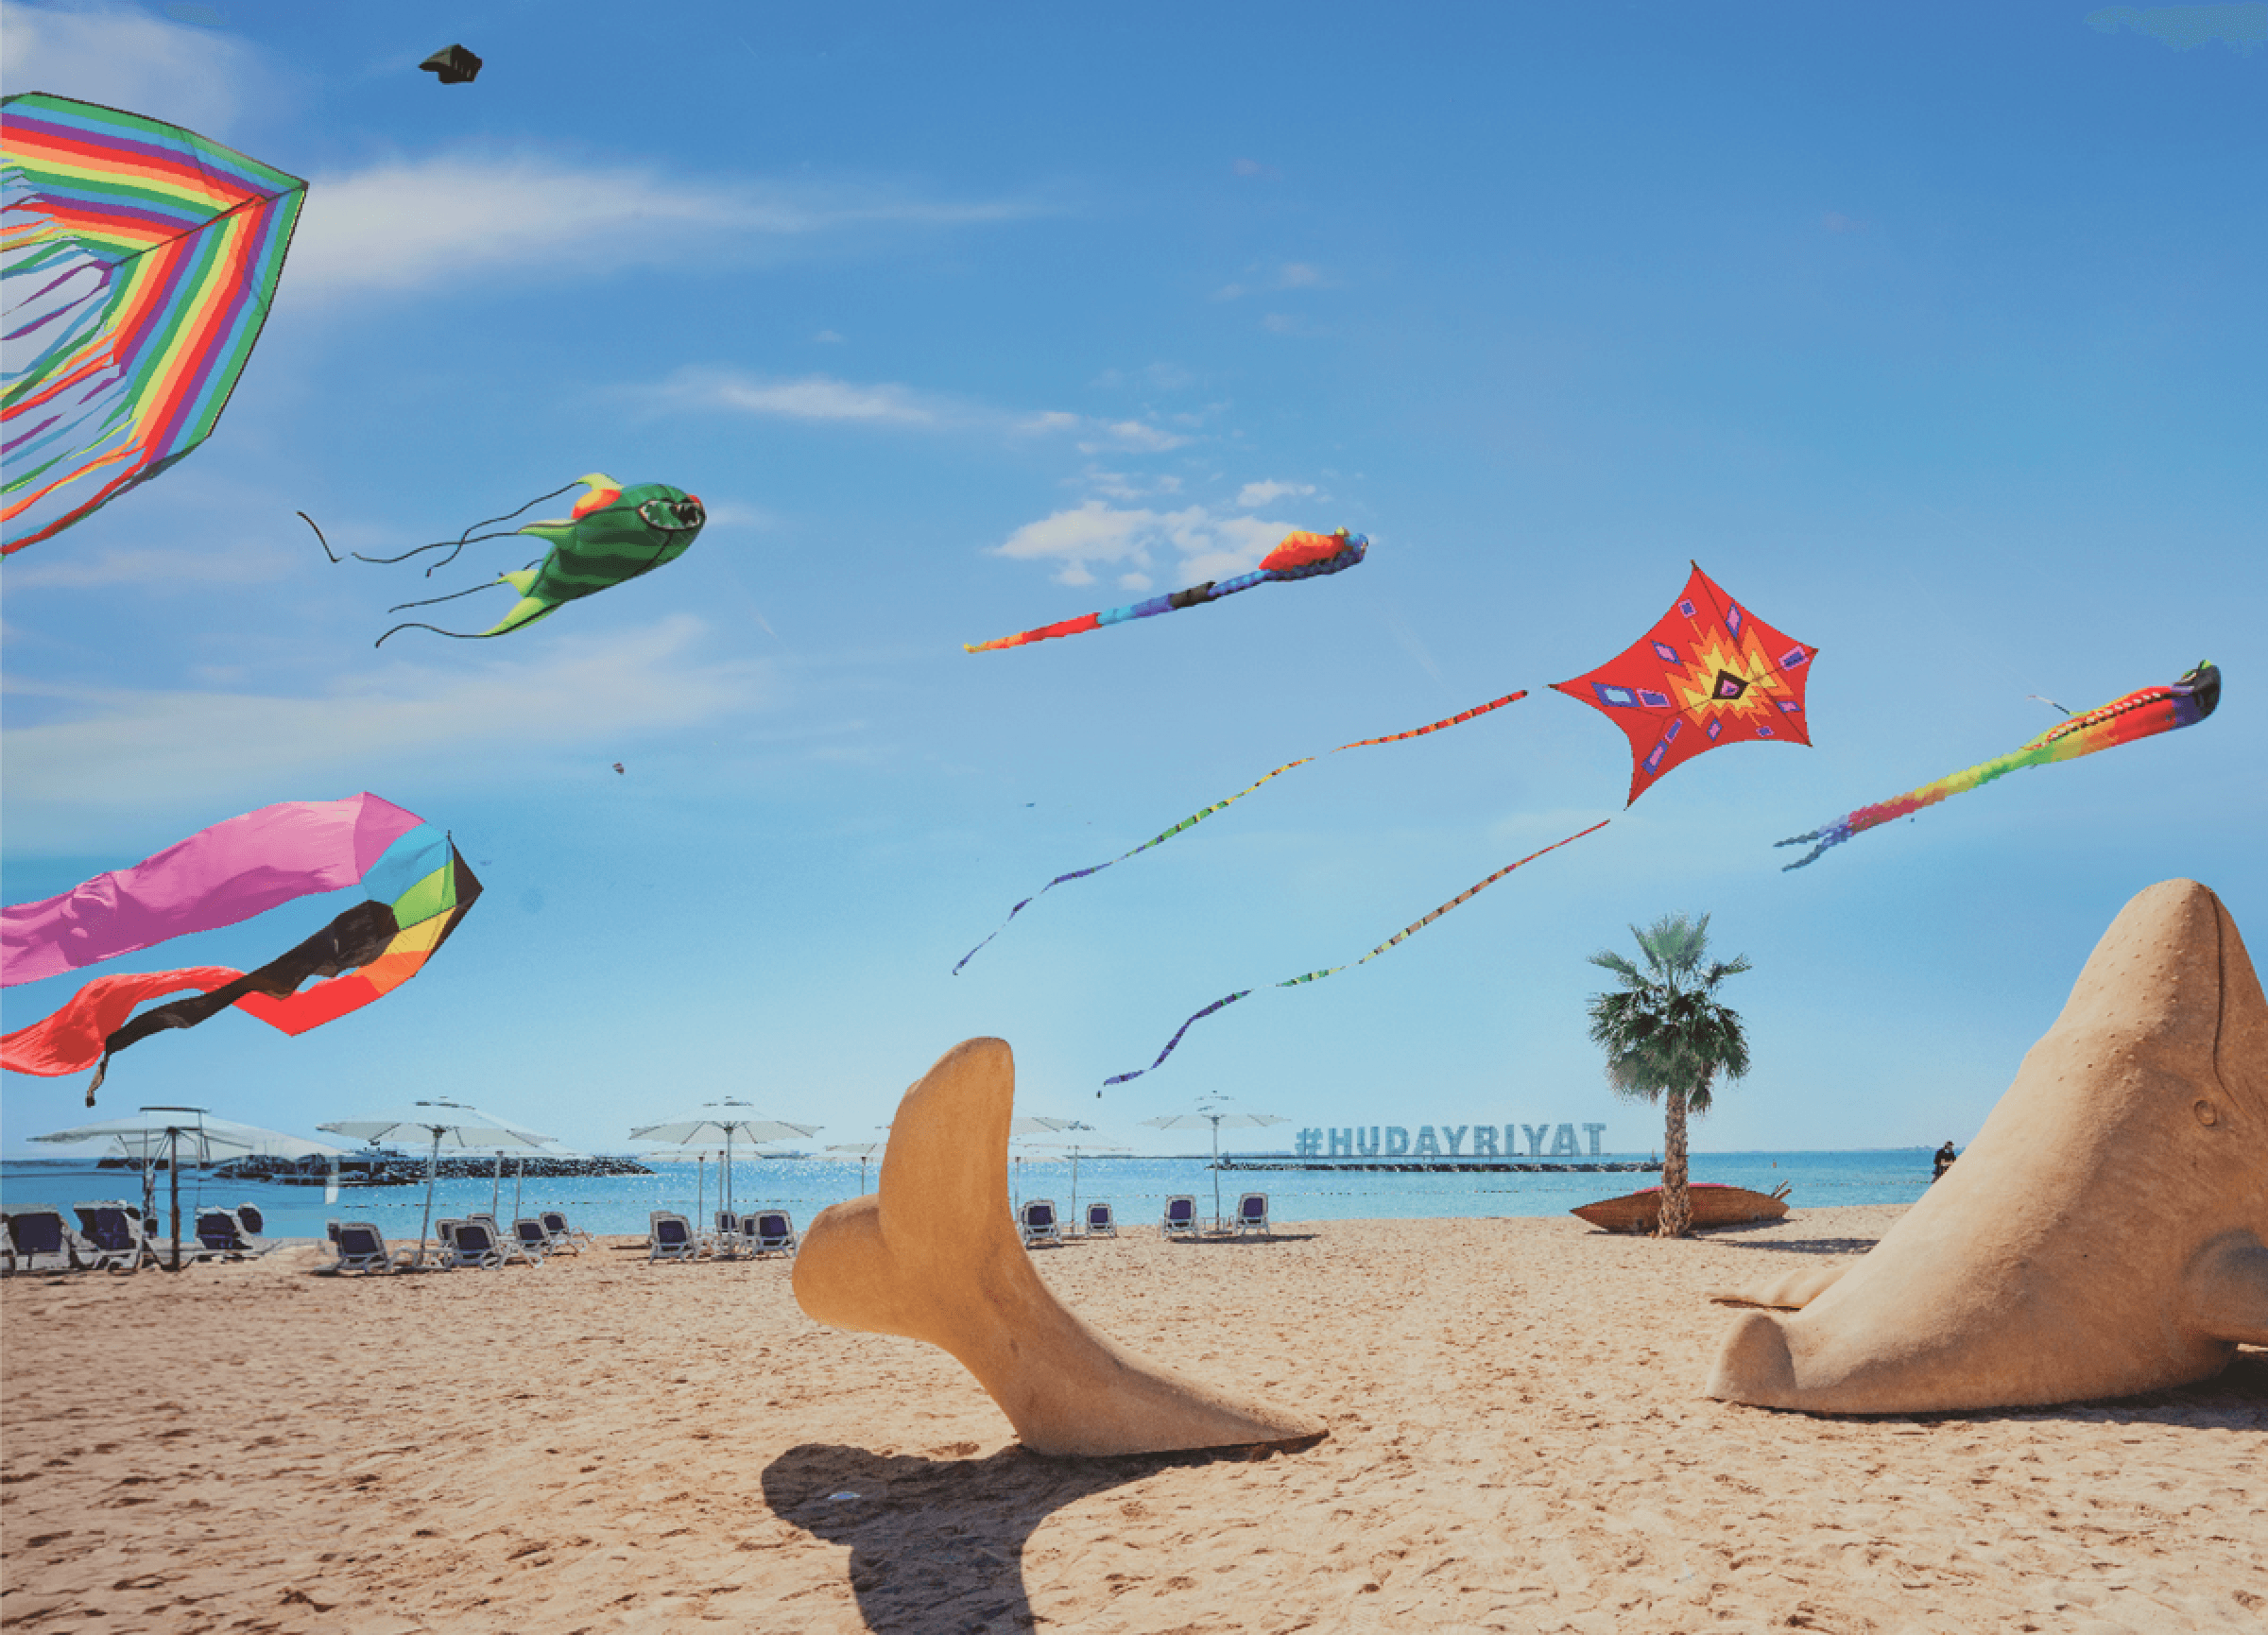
<box><xmin>1</xmin><ymin>1146</ymin><xmax>1939</xmax><ymax>1243</ymax></box>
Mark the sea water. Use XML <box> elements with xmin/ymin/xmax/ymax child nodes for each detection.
<box><xmin>0</xmin><ymin>1148</ymin><xmax>1933</xmax><ymax>1243</ymax></box>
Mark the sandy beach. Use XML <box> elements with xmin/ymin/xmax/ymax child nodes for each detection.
<box><xmin>3</xmin><ymin>1207</ymin><xmax>2260</xmax><ymax>1634</ymax></box>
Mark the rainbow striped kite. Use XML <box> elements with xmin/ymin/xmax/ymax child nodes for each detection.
<box><xmin>1776</xmin><ymin>662</ymin><xmax>2221</xmax><ymax>870</ymax></box>
<box><xmin>3</xmin><ymin>94</ymin><xmax>306</xmax><ymax>553</ymax></box>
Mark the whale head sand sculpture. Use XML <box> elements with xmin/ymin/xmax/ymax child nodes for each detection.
<box><xmin>793</xmin><ymin>1037</ymin><xmax>1325</xmax><ymax>1456</ymax></box>
<box><xmin>1710</xmin><ymin>878</ymin><xmax>2267</xmax><ymax>1414</ymax></box>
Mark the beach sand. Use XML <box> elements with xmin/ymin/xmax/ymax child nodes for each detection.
<box><xmin>3</xmin><ymin>1207</ymin><xmax>2260</xmax><ymax>1634</ymax></box>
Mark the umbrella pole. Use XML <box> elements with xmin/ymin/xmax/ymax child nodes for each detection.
<box><xmin>169</xmin><ymin>1126</ymin><xmax>183</xmax><ymax>1271</ymax></box>
<box><xmin>491</xmin><ymin>1151</ymin><xmax>504</xmax><ymax>1216</ymax></box>
<box><xmin>696</xmin><ymin>1154</ymin><xmax>705</xmax><ymax>1224</ymax></box>
<box><xmin>725</xmin><ymin>1130</ymin><xmax>733</xmax><ymax>1217</ymax></box>
<box><xmin>1071</xmin><ymin>1150</ymin><xmax>1080</xmax><ymax>1237</ymax></box>
<box><xmin>1211</xmin><ymin>1119</ymin><xmax>1222</xmax><ymax>1231</ymax></box>
<box><xmin>416</xmin><ymin>1128</ymin><xmax>442</xmax><ymax>1267</ymax></box>
<box><xmin>513</xmin><ymin>1157</ymin><xmax>524</xmax><ymax>1218</ymax></box>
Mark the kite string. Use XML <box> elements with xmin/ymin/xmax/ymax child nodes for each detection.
<box><xmin>952</xmin><ymin>689</ymin><xmax>1531</xmax><ymax>974</ymax></box>
<box><xmin>1102</xmin><ymin>817</ymin><xmax>1611</xmax><ymax>1086</ymax></box>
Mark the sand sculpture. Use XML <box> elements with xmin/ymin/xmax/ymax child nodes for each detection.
<box><xmin>792</xmin><ymin>1036</ymin><xmax>1326</xmax><ymax>1456</ymax></box>
<box><xmin>1710</xmin><ymin>878</ymin><xmax>2268</xmax><ymax>1414</ymax></box>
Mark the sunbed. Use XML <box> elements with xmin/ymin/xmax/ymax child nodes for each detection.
<box><xmin>647</xmin><ymin>1211</ymin><xmax>699</xmax><ymax>1262</ymax></box>
<box><xmin>439</xmin><ymin>1218</ymin><xmax>507</xmax><ymax>1269</ymax></box>
<box><xmin>1161</xmin><ymin>1195</ymin><xmax>1199</xmax><ymax>1237</ymax></box>
<box><xmin>195</xmin><ymin>1210</ymin><xmax>276</xmax><ymax>1259</ymax></box>
<box><xmin>1085</xmin><ymin>1201</ymin><xmax>1118</xmax><ymax>1237</ymax></box>
<box><xmin>746</xmin><ymin>1209</ymin><xmax>797</xmax><ymax>1257</ymax></box>
<box><xmin>710</xmin><ymin>1211</ymin><xmax>747</xmax><ymax>1258</ymax></box>
<box><xmin>329</xmin><ymin>1221</ymin><xmax>419</xmax><ymax>1274</ymax></box>
<box><xmin>1233</xmin><ymin>1192</ymin><xmax>1271</xmax><ymax>1236</ymax></box>
<box><xmin>510</xmin><ymin>1218</ymin><xmax>553</xmax><ymax>1263</ymax></box>
<box><xmin>74</xmin><ymin>1203</ymin><xmax>150</xmax><ymax>1271</ymax></box>
<box><xmin>539</xmin><ymin>1211</ymin><xmax>592</xmax><ymax>1253</ymax></box>
<box><xmin>4</xmin><ymin>1209</ymin><xmax>88</xmax><ymax>1274</ymax></box>
<box><xmin>466</xmin><ymin>1213</ymin><xmax>540</xmax><ymax>1266</ymax></box>
<box><xmin>1019</xmin><ymin>1198</ymin><xmax>1063</xmax><ymax>1248</ymax></box>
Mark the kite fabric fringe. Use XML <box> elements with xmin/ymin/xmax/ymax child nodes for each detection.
<box><xmin>952</xmin><ymin>689</ymin><xmax>1530</xmax><ymax>974</ymax></box>
<box><xmin>1776</xmin><ymin>662</ymin><xmax>2221</xmax><ymax>870</ymax></box>
<box><xmin>1103</xmin><ymin>818</ymin><xmax>1611</xmax><ymax>1087</ymax></box>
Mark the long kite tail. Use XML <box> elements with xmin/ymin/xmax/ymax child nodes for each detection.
<box><xmin>1102</xmin><ymin>818</ymin><xmax>1610</xmax><ymax>1086</ymax></box>
<box><xmin>351</xmin><ymin>481</ymin><xmax>582</xmax><ymax>573</ymax></box>
<box><xmin>952</xmin><ymin>688</ymin><xmax>1530</xmax><ymax>973</ymax></box>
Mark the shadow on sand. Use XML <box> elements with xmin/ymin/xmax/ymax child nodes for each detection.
<box><xmin>763</xmin><ymin>1437</ymin><xmax>1315</xmax><ymax>1632</ymax></box>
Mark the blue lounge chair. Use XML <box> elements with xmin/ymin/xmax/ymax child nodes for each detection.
<box><xmin>4</xmin><ymin>1209</ymin><xmax>88</xmax><ymax>1274</ymax></box>
<box><xmin>74</xmin><ymin>1203</ymin><xmax>150</xmax><ymax>1271</ymax></box>
<box><xmin>329</xmin><ymin>1221</ymin><xmax>417</xmax><ymax>1274</ymax></box>
<box><xmin>195</xmin><ymin>1210</ymin><xmax>275</xmax><ymax>1260</ymax></box>
<box><xmin>1233</xmin><ymin>1192</ymin><xmax>1271</xmax><ymax>1236</ymax></box>
<box><xmin>512</xmin><ymin>1218</ymin><xmax>554</xmax><ymax>1263</ymax></box>
<box><xmin>747</xmin><ymin>1209</ymin><xmax>798</xmax><ymax>1257</ymax></box>
<box><xmin>647</xmin><ymin>1211</ymin><xmax>699</xmax><ymax>1263</ymax></box>
<box><xmin>539</xmin><ymin>1211</ymin><xmax>592</xmax><ymax>1253</ymax></box>
<box><xmin>440</xmin><ymin>1218</ymin><xmax>507</xmax><ymax>1269</ymax></box>
<box><xmin>1019</xmin><ymin>1198</ymin><xmax>1062</xmax><ymax>1248</ymax></box>
<box><xmin>1161</xmin><ymin>1195</ymin><xmax>1199</xmax><ymax>1238</ymax></box>
<box><xmin>1085</xmin><ymin>1201</ymin><xmax>1118</xmax><ymax>1237</ymax></box>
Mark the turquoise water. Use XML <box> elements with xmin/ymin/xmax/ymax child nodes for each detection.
<box><xmin>1</xmin><ymin>1148</ymin><xmax>1933</xmax><ymax>1243</ymax></box>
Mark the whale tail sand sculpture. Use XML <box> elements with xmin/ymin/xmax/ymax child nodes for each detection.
<box><xmin>792</xmin><ymin>1037</ymin><xmax>1326</xmax><ymax>1456</ymax></box>
<box><xmin>1709</xmin><ymin>878</ymin><xmax>2267</xmax><ymax>1414</ymax></box>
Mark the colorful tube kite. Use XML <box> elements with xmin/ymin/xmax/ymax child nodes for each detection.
<box><xmin>965</xmin><ymin>527</ymin><xmax>1366</xmax><ymax>653</ymax></box>
<box><xmin>2</xmin><ymin>94</ymin><xmax>306</xmax><ymax>553</ymax></box>
<box><xmin>953</xmin><ymin>688</ymin><xmax>1531</xmax><ymax>973</ymax></box>
<box><xmin>369</xmin><ymin>474</ymin><xmax>707</xmax><ymax>645</ymax></box>
<box><xmin>1553</xmin><ymin>562</ymin><xmax>1818</xmax><ymax>805</ymax></box>
<box><xmin>1</xmin><ymin>796</ymin><xmax>481</xmax><ymax>1102</ymax></box>
<box><xmin>1104</xmin><ymin>820</ymin><xmax>1611</xmax><ymax>1087</ymax></box>
<box><xmin>1776</xmin><ymin>662</ymin><xmax>2222</xmax><ymax>870</ymax></box>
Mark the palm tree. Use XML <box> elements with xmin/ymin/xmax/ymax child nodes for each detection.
<box><xmin>1585</xmin><ymin>913</ymin><xmax>1752</xmax><ymax>1238</ymax></box>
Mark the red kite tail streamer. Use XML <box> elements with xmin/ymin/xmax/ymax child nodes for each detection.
<box><xmin>1103</xmin><ymin>818</ymin><xmax>1610</xmax><ymax>1087</ymax></box>
<box><xmin>952</xmin><ymin>690</ymin><xmax>1529</xmax><ymax>974</ymax></box>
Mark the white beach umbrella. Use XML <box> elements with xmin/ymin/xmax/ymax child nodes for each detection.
<box><xmin>319</xmin><ymin>1099</ymin><xmax>557</xmax><ymax>1265</ymax></box>
<box><xmin>824</xmin><ymin>1139</ymin><xmax>889</xmax><ymax>1192</ymax></box>
<box><xmin>629</xmin><ymin>1099</ymin><xmax>821</xmax><ymax>1216</ymax></box>
<box><xmin>34</xmin><ymin>1106</ymin><xmax>352</xmax><ymax>1268</ymax></box>
<box><xmin>1141</xmin><ymin>1099</ymin><xmax>1288</xmax><ymax>1228</ymax></box>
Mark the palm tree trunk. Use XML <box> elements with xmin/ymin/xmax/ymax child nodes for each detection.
<box><xmin>1657</xmin><ymin>1085</ymin><xmax>1692</xmax><ymax>1238</ymax></box>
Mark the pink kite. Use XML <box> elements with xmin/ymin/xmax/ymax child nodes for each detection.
<box><xmin>3</xmin><ymin>794</ymin><xmax>424</xmax><ymax>986</ymax></box>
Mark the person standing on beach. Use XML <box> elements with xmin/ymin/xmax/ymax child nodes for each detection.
<box><xmin>1932</xmin><ymin>1142</ymin><xmax>1958</xmax><ymax>1181</ymax></box>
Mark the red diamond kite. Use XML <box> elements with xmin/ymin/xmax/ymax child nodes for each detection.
<box><xmin>1554</xmin><ymin>562</ymin><xmax>1818</xmax><ymax>805</ymax></box>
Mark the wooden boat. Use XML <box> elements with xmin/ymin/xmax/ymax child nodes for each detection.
<box><xmin>1571</xmin><ymin>1181</ymin><xmax>1792</xmax><ymax>1233</ymax></box>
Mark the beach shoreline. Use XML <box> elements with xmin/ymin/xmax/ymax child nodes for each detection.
<box><xmin>4</xmin><ymin>1206</ymin><xmax>2260</xmax><ymax>1633</ymax></box>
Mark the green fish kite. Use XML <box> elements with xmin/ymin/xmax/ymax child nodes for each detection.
<box><xmin>369</xmin><ymin>473</ymin><xmax>707</xmax><ymax>645</ymax></box>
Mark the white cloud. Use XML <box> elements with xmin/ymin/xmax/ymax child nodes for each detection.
<box><xmin>286</xmin><ymin>153</ymin><xmax>1040</xmax><ymax>296</ymax></box>
<box><xmin>1262</xmin><ymin>312</ymin><xmax>1309</xmax><ymax>335</ymax></box>
<box><xmin>0</xmin><ymin>3</ymin><xmax>259</xmax><ymax>137</ymax></box>
<box><xmin>1212</xmin><ymin>283</ymin><xmax>1247</xmax><ymax>301</ymax></box>
<box><xmin>991</xmin><ymin>500</ymin><xmax>1301</xmax><ymax>587</ymax></box>
<box><xmin>654</xmin><ymin>370</ymin><xmax>941</xmax><ymax>425</ymax></box>
<box><xmin>651</xmin><ymin>373</ymin><xmax>1193</xmax><ymax>457</ymax></box>
<box><xmin>812</xmin><ymin>329</ymin><xmax>846</xmax><ymax>343</ymax></box>
<box><xmin>1235</xmin><ymin>479</ymin><xmax>1316</xmax><ymax>508</ymax></box>
<box><xmin>1277</xmin><ymin>263</ymin><xmax>1326</xmax><ymax>288</ymax></box>
<box><xmin>1100</xmin><ymin>420</ymin><xmax>1188</xmax><ymax>453</ymax></box>
<box><xmin>0</xmin><ymin>616</ymin><xmax>766</xmax><ymax>818</ymax></box>
<box><xmin>1231</xmin><ymin>158</ymin><xmax>1282</xmax><ymax>181</ymax></box>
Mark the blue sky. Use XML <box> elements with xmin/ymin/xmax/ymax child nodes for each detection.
<box><xmin>4</xmin><ymin>1</ymin><xmax>2262</xmax><ymax>1161</ymax></box>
